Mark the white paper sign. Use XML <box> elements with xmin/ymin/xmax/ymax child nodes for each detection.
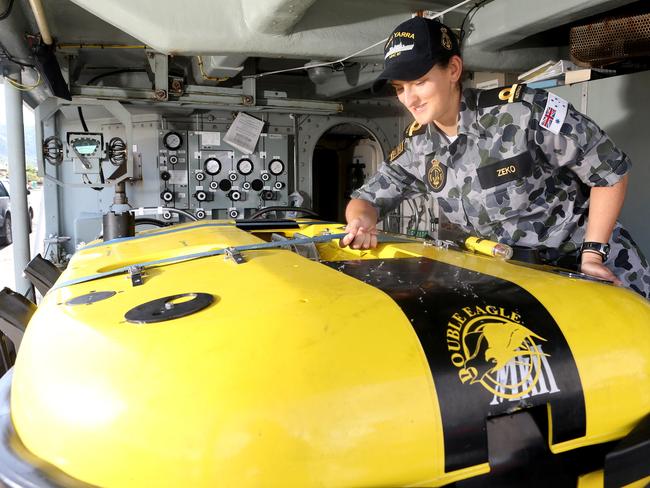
<box><xmin>223</xmin><ymin>112</ymin><xmax>264</xmax><ymax>155</ymax></box>
<box><xmin>200</xmin><ymin>131</ymin><xmax>221</xmax><ymax>147</ymax></box>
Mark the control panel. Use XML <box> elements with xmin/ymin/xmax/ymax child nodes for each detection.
<box><xmin>158</xmin><ymin>130</ymin><xmax>190</xmax><ymax>215</ymax></box>
<box><xmin>186</xmin><ymin>131</ymin><xmax>289</xmax><ymax>219</ymax></box>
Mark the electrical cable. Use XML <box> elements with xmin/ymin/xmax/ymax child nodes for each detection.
<box><xmin>3</xmin><ymin>69</ymin><xmax>41</xmax><ymax>91</ymax></box>
<box><xmin>0</xmin><ymin>0</ymin><xmax>14</xmax><ymax>20</ymax></box>
<box><xmin>43</xmin><ymin>136</ymin><xmax>63</xmax><ymax>165</ymax></box>
<box><xmin>460</xmin><ymin>0</ymin><xmax>491</xmax><ymax>43</ymax></box>
<box><xmin>244</xmin><ymin>0</ymin><xmax>474</xmax><ymax>80</ymax></box>
<box><xmin>107</xmin><ymin>137</ymin><xmax>127</xmax><ymax>166</ymax></box>
<box><xmin>77</xmin><ymin>107</ymin><xmax>89</xmax><ymax>132</ymax></box>
<box><xmin>0</xmin><ymin>45</ymin><xmax>34</xmax><ymax>67</ymax></box>
<box><xmin>131</xmin><ymin>207</ymin><xmax>198</xmax><ymax>222</ymax></box>
<box><xmin>196</xmin><ymin>56</ymin><xmax>229</xmax><ymax>83</ymax></box>
<box><xmin>86</xmin><ymin>68</ymin><xmax>147</xmax><ymax>85</ymax></box>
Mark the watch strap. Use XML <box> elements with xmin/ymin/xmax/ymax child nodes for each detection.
<box><xmin>580</xmin><ymin>241</ymin><xmax>610</xmax><ymax>260</ymax></box>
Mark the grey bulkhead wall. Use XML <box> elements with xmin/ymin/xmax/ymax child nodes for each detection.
<box><xmin>47</xmin><ymin>106</ymin><xmax>407</xmax><ymax>251</ymax></box>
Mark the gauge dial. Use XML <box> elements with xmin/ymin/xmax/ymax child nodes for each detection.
<box><xmin>269</xmin><ymin>159</ymin><xmax>285</xmax><ymax>176</ymax></box>
<box><xmin>163</xmin><ymin>131</ymin><xmax>183</xmax><ymax>150</ymax></box>
<box><xmin>204</xmin><ymin>158</ymin><xmax>221</xmax><ymax>175</ymax></box>
<box><xmin>237</xmin><ymin>158</ymin><xmax>254</xmax><ymax>176</ymax></box>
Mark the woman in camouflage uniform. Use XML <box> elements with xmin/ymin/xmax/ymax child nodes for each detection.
<box><xmin>342</xmin><ymin>16</ymin><xmax>650</xmax><ymax>299</ymax></box>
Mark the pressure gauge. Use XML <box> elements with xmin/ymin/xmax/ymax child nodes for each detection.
<box><xmin>163</xmin><ymin>131</ymin><xmax>183</xmax><ymax>150</ymax></box>
<box><xmin>269</xmin><ymin>159</ymin><xmax>285</xmax><ymax>176</ymax></box>
<box><xmin>236</xmin><ymin>158</ymin><xmax>254</xmax><ymax>176</ymax></box>
<box><xmin>204</xmin><ymin>158</ymin><xmax>221</xmax><ymax>176</ymax></box>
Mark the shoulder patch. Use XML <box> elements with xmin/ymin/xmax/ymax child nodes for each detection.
<box><xmin>539</xmin><ymin>92</ymin><xmax>568</xmax><ymax>135</ymax></box>
<box><xmin>404</xmin><ymin>121</ymin><xmax>426</xmax><ymax>138</ymax></box>
<box><xmin>478</xmin><ymin>83</ymin><xmax>525</xmax><ymax>108</ymax></box>
<box><xmin>388</xmin><ymin>139</ymin><xmax>406</xmax><ymax>162</ymax></box>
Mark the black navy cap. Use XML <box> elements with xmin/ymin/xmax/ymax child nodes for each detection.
<box><xmin>373</xmin><ymin>17</ymin><xmax>460</xmax><ymax>92</ymax></box>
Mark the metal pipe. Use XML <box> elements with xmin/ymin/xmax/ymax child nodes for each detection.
<box><xmin>57</xmin><ymin>43</ymin><xmax>148</xmax><ymax>50</ymax></box>
<box><xmin>291</xmin><ymin>113</ymin><xmax>299</xmax><ymax>193</ymax></box>
<box><xmin>27</xmin><ymin>0</ymin><xmax>52</xmax><ymax>45</ymax></box>
<box><xmin>4</xmin><ymin>68</ymin><xmax>32</xmax><ymax>295</ymax></box>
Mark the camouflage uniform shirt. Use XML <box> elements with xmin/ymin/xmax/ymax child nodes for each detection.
<box><xmin>352</xmin><ymin>85</ymin><xmax>650</xmax><ymax>298</ymax></box>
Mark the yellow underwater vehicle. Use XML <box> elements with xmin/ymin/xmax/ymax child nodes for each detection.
<box><xmin>0</xmin><ymin>215</ymin><xmax>649</xmax><ymax>487</ymax></box>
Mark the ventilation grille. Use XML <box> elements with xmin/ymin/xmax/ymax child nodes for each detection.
<box><xmin>570</xmin><ymin>12</ymin><xmax>650</xmax><ymax>66</ymax></box>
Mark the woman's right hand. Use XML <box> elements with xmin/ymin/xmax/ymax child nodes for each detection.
<box><xmin>340</xmin><ymin>199</ymin><xmax>379</xmax><ymax>249</ymax></box>
<box><xmin>340</xmin><ymin>218</ymin><xmax>378</xmax><ymax>249</ymax></box>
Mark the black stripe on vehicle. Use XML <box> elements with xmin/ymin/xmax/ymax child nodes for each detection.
<box><xmin>324</xmin><ymin>257</ymin><xmax>586</xmax><ymax>473</ymax></box>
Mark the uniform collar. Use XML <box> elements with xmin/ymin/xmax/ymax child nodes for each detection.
<box><xmin>457</xmin><ymin>87</ymin><xmax>480</xmax><ymax>136</ymax></box>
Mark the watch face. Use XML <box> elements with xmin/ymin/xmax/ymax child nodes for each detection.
<box><xmin>163</xmin><ymin>131</ymin><xmax>183</xmax><ymax>150</ymax></box>
<box><xmin>237</xmin><ymin>158</ymin><xmax>254</xmax><ymax>175</ymax></box>
<box><xmin>269</xmin><ymin>159</ymin><xmax>285</xmax><ymax>175</ymax></box>
<box><xmin>204</xmin><ymin>158</ymin><xmax>221</xmax><ymax>175</ymax></box>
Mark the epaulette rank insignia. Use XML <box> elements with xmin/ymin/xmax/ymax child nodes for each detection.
<box><xmin>388</xmin><ymin>139</ymin><xmax>406</xmax><ymax>162</ymax></box>
<box><xmin>404</xmin><ymin>121</ymin><xmax>426</xmax><ymax>138</ymax></box>
<box><xmin>478</xmin><ymin>83</ymin><xmax>525</xmax><ymax>108</ymax></box>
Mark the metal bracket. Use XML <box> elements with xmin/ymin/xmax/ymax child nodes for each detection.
<box><xmin>128</xmin><ymin>265</ymin><xmax>145</xmax><ymax>286</ymax></box>
<box><xmin>146</xmin><ymin>51</ymin><xmax>169</xmax><ymax>101</ymax></box>
<box><xmin>242</xmin><ymin>76</ymin><xmax>256</xmax><ymax>106</ymax></box>
<box><xmin>224</xmin><ymin>247</ymin><xmax>246</xmax><ymax>264</ymax></box>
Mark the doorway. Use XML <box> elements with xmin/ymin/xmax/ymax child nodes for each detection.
<box><xmin>311</xmin><ymin>124</ymin><xmax>382</xmax><ymax>222</ymax></box>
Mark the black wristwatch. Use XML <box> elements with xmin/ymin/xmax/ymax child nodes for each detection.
<box><xmin>580</xmin><ymin>241</ymin><xmax>610</xmax><ymax>261</ymax></box>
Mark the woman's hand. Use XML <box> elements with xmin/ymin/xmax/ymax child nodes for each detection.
<box><xmin>580</xmin><ymin>252</ymin><xmax>622</xmax><ymax>285</ymax></box>
<box><xmin>341</xmin><ymin>199</ymin><xmax>379</xmax><ymax>249</ymax></box>
<box><xmin>341</xmin><ymin>218</ymin><xmax>378</xmax><ymax>249</ymax></box>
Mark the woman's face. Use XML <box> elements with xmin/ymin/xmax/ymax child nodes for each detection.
<box><xmin>391</xmin><ymin>56</ymin><xmax>462</xmax><ymax>127</ymax></box>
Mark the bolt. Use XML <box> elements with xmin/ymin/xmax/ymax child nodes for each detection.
<box><xmin>242</xmin><ymin>95</ymin><xmax>254</xmax><ymax>106</ymax></box>
<box><xmin>170</xmin><ymin>79</ymin><xmax>183</xmax><ymax>93</ymax></box>
<box><xmin>155</xmin><ymin>89</ymin><xmax>168</xmax><ymax>101</ymax></box>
